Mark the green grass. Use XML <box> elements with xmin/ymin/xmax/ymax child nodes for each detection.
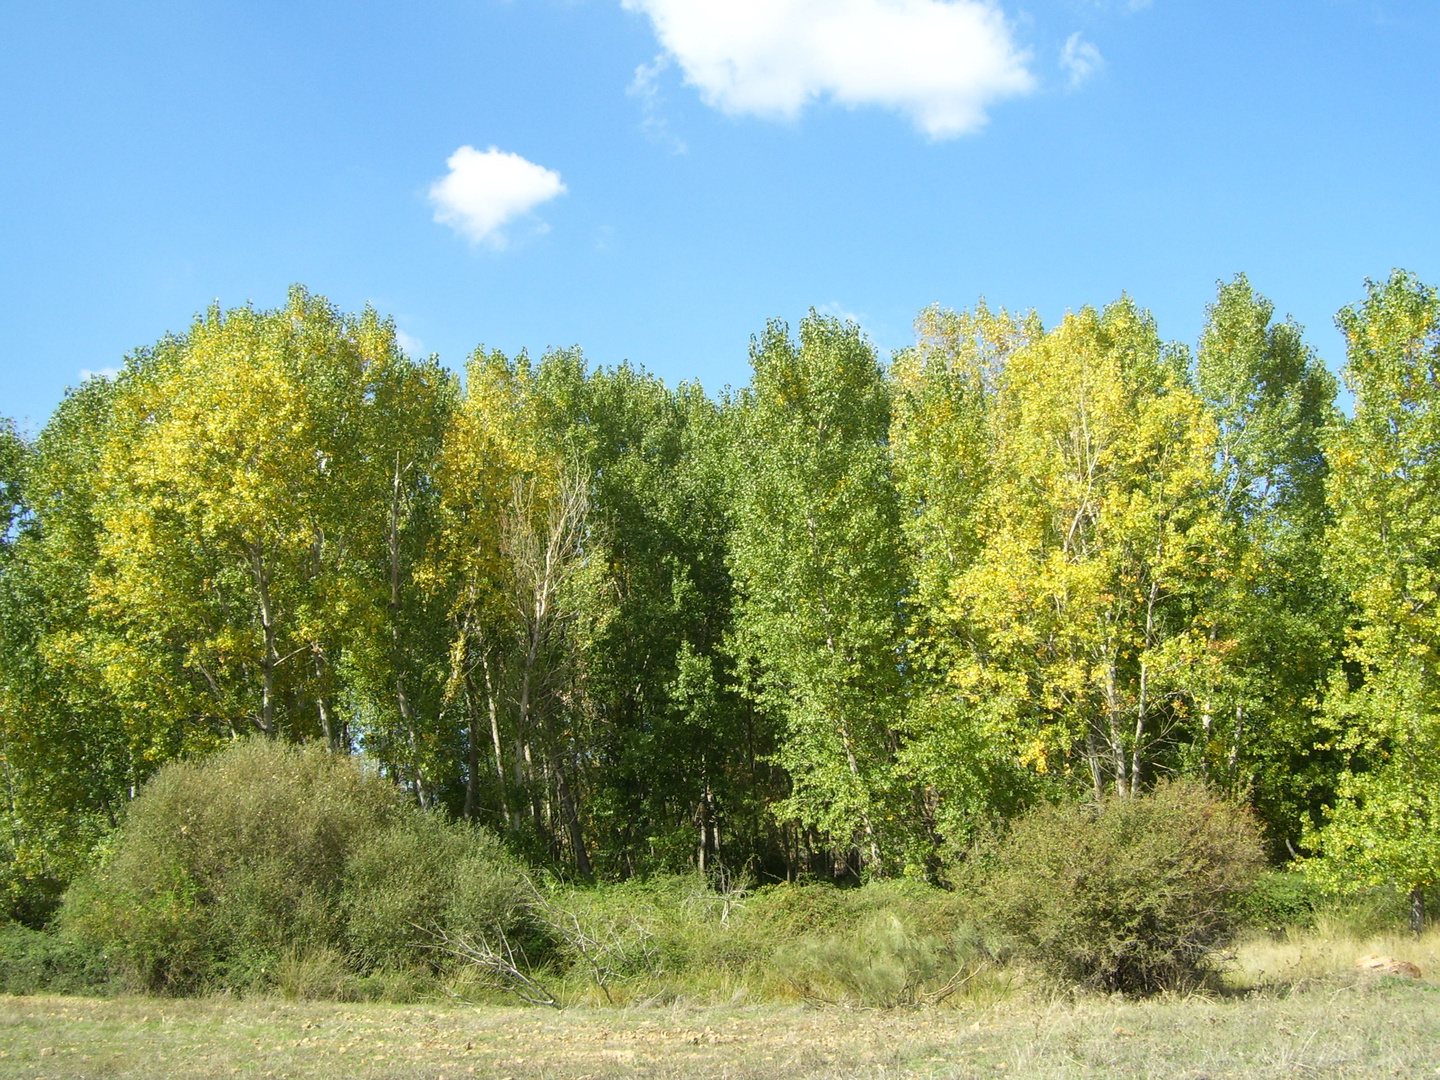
<box><xmin>3</xmin><ymin>975</ymin><xmax>1439</xmax><ymax>1079</ymax></box>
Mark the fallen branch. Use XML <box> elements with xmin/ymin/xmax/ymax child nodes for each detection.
<box><xmin>414</xmin><ymin>923</ymin><xmax>560</xmax><ymax>1009</ymax></box>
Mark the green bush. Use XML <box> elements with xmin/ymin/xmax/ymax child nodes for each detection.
<box><xmin>521</xmin><ymin>874</ymin><xmax>979</xmax><ymax>1006</ymax></box>
<box><xmin>774</xmin><ymin>912</ymin><xmax>952</xmax><ymax>1006</ymax></box>
<box><xmin>0</xmin><ymin>922</ymin><xmax>110</xmax><ymax>995</ymax></box>
<box><xmin>341</xmin><ymin>813</ymin><xmax>529</xmax><ymax>972</ymax></box>
<box><xmin>61</xmin><ymin>738</ymin><xmax>528</xmax><ymax>994</ymax></box>
<box><xmin>968</xmin><ymin>780</ymin><xmax>1263</xmax><ymax>995</ymax></box>
<box><xmin>1239</xmin><ymin>869</ymin><xmax>1325</xmax><ymax>933</ymax></box>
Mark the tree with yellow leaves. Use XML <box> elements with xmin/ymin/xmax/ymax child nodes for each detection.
<box><xmin>919</xmin><ymin>299</ymin><xmax>1224</xmax><ymax>801</ymax></box>
<box><xmin>91</xmin><ymin>286</ymin><xmax>445</xmax><ymax>748</ymax></box>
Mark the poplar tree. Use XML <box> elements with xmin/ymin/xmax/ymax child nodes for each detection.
<box><xmin>1310</xmin><ymin>270</ymin><xmax>1440</xmax><ymax>931</ymax></box>
<box><xmin>1195</xmin><ymin>275</ymin><xmax>1339</xmax><ymax>848</ymax></box>
<box><xmin>727</xmin><ymin>314</ymin><xmax>906</xmax><ymax>874</ymax></box>
<box><xmin>889</xmin><ymin>303</ymin><xmax>1042</xmax><ymax>847</ymax></box>
<box><xmin>939</xmin><ymin>300</ymin><xmax>1222</xmax><ymax>798</ymax></box>
<box><xmin>0</xmin><ymin>384</ymin><xmax>136</xmax><ymax>922</ymax></box>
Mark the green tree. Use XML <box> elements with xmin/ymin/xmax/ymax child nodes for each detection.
<box><xmin>1194</xmin><ymin>275</ymin><xmax>1340</xmax><ymax>850</ymax></box>
<box><xmin>727</xmin><ymin>314</ymin><xmax>907</xmax><ymax>875</ymax></box>
<box><xmin>566</xmin><ymin>366</ymin><xmax>778</xmax><ymax>880</ymax></box>
<box><xmin>1308</xmin><ymin>270</ymin><xmax>1440</xmax><ymax>931</ymax></box>
<box><xmin>90</xmin><ymin>287</ymin><xmax>435</xmax><ymax>750</ymax></box>
<box><xmin>436</xmin><ymin>346</ymin><xmax>597</xmax><ymax>875</ymax></box>
<box><xmin>0</xmin><ymin>383</ymin><xmax>138</xmax><ymax>924</ymax></box>
<box><xmin>889</xmin><ymin>303</ymin><xmax>1042</xmax><ymax>852</ymax></box>
<box><xmin>0</xmin><ymin>417</ymin><xmax>23</xmax><ymax>548</ymax></box>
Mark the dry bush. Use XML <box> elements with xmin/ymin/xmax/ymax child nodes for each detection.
<box><xmin>60</xmin><ymin>738</ymin><xmax>528</xmax><ymax>994</ymax></box>
<box><xmin>969</xmin><ymin>779</ymin><xmax>1264</xmax><ymax>995</ymax></box>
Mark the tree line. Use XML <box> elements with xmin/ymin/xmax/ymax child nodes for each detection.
<box><xmin>2</xmin><ymin>271</ymin><xmax>1438</xmax><ymax>923</ymax></box>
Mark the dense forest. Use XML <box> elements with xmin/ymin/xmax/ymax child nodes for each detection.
<box><xmin>2</xmin><ymin>269</ymin><xmax>1438</xmax><ymax>927</ymax></box>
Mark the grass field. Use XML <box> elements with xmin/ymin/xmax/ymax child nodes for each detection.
<box><xmin>3</xmin><ymin>924</ymin><xmax>1439</xmax><ymax>1079</ymax></box>
<box><xmin>3</xmin><ymin>974</ymin><xmax>1440</xmax><ymax>1080</ymax></box>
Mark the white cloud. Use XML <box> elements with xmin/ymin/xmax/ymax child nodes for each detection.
<box><xmin>78</xmin><ymin>367</ymin><xmax>119</xmax><ymax>382</ymax></box>
<box><xmin>621</xmin><ymin>0</ymin><xmax>1035</xmax><ymax>139</ymax></box>
<box><xmin>818</xmin><ymin>301</ymin><xmax>867</xmax><ymax>326</ymax></box>
<box><xmin>394</xmin><ymin>329</ymin><xmax>424</xmax><ymax>356</ymax></box>
<box><xmin>429</xmin><ymin>146</ymin><xmax>567</xmax><ymax>247</ymax></box>
<box><xmin>1060</xmin><ymin>32</ymin><xmax>1103</xmax><ymax>87</ymax></box>
<box><xmin>629</xmin><ymin>54</ymin><xmax>688</xmax><ymax>153</ymax></box>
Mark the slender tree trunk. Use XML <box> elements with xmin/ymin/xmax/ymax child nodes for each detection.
<box><xmin>386</xmin><ymin>452</ymin><xmax>430</xmax><ymax>805</ymax></box>
<box><xmin>1085</xmin><ymin>722</ymin><xmax>1105</xmax><ymax>800</ymax></box>
<box><xmin>314</xmin><ymin>650</ymin><xmax>340</xmax><ymax>752</ymax></box>
<box><xmin>463</xmin><ymin>674</ymin><xmax>480</xmax><ymax>821</ymax></box>
<box><xmin>479</xmin><ymin>656</ymin><xmax>510</xmax><ymax>826</ymax></box>
<box><xmin>1411</xmin><ymin>886</ymin><xmax>1426</xmax><ymax>935</ymax></box>
<box><xmin>1227</xmin><ymin>703</ymin><xmax>1245</xmax><ymax>786</ymax></box>
<box><xmin>547</xmin><ymin>737</ymin><xmax>593</xmax><ymax>880</ymax></box>
<box><xmin>1132</xmin><ymin>656</ymin><xmax>1149</xmax><ymax>796</ymax></box>
<box><xmin>1105</xmin><ymin>657</ymin><xmax>1128</xmax><ymax>797</ymax></box>
<box><xmin>248</xmin><ymin>543</ymin><xmax>278</xmax><ymax>736</ymax></box>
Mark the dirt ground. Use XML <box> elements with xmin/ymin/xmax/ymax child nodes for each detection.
<box><xmin>2</xmin><ymin>977</ymin><xmax>1439</xmax><ymax>1079</ymax></box>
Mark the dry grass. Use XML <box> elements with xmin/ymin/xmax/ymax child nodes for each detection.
<box><xmin>2</xmin><ymin>975</ymin><xmax>1440</xmax><ymax>1080</ymax></box>
<box><xmin>1228</xmin><ymin>922</ymin><xmax>1440</xmax><ymax>990</ymax></box>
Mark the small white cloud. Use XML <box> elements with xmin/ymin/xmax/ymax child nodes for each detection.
<box><xmin>1060</xmin><ymin>32</ymin><xmax>1104</xmax><ymax>87</ymax></box>
<box><xmin>394</xmin><ymin>329</ymin><xmax>424</xmax><ymax>356</ymax></box>
<box><xmin>429</xmin><ymin>145</ymin><xmax>567</xmax><ymax>247</ymax></box>
<box><xmin>78</xmin><ymin>367</ymin><xmax>119</xmax><ymax>382</ymax></box>
<box><xmin>819</xmin><ymin>301</ymin><xmax>867</xmax><ymax>326</ymax></box>
<box><xmin>622</xmin><ymin>0</ymin><xmax>1035</xmax><ymax>140</ymax></box>
<box><xmin>629</xmin><ymin>54</ymin><xmax>688</xmax><ymax>153</ymax></box>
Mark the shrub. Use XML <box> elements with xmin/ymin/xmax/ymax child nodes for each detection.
<box><xmin>968</xmin><ymin>780</ymin><xmax>1263</xmax><ymax>995</ymax></box>
<box><xmin>0</xmin><ymin>922</ymin><xmax>109</xmax><ymax>995</ymax></box>
<box><xmin>774</xmin><ymin>912</ymin><xmax>952</xmax><ymax>1007</ymax></box>
<box><xmin>342</xmin><ymin>812</ymin><xmax>530</xmax><ymax>971</ymax></box>
<box><xmin>1239</xmin><ymin>869</ymin><xmax>1326</xmax><ymax>933</ymax></box>
<box><xmin>519</xmin><ymin>874</ymin><xmax>981</xmax><ymax>1006</ymax></box>
<box><xmin>61</xmin><ymin>738</ymin><xmax>528</xmax><ymax>994</ymax></box>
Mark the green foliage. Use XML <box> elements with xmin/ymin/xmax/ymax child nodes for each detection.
<box><xmin>1306</xmin><ymin>271</ymin><xmax>1440</xmax><ymax>911</ymax></box>
<box><xmin>60</xmin><ymin>739</ymin><xmax>526</xmax><ymax>993</ymax></box>
<box><xmin>753</xmin><ymin>880</ymin><xmax>977</xmax><ymax>1006</ymax></box>
<box><xmin>0</xmin><ymin>922</ymin><xmax>109</xmax><ymax>995</ymax></box>
<box><xmin>727</xmin><ymin>313</ymin><xmax>908</xmax><ymax>868</ymax></box>
<box><xmin>0</xmin><ymin>382</ymin><xmax>136</xmax><ymax>926</ymax></box>
<box><xmin>1195</xmin><ymin>275</ymin><xmax>1341</xmax><ymax>852</ymax></box>
<box><xmin>0</xmin><ymin>416</ymin><xmax>25</xmax><ymax>547</ymax></box>
<box><xmin>1237</xmin><ymin>869</ymin><xmax>1327</xmax><ymax>933</ymax></box>
<box><xmin>774</xmin><ymin>912</ymin><xmax>953</xmax><ymax>1007</ymax></box>
<box><xmin>342</xmin><ymin>815</ymin><xmax>529</xmax><ymax>971</ymax></box>
<box><xmin>524</xmin><ymin>874</ymin><xmax>974</xmax><ymax>1006</ymax></box>
<box><xmin>969</xmin><ymin>781</ymin><xmax>1264</xmax><ymax>994</ymax></box>
<box><xmin>6</xmin><ymin>272</ymin><xmax>1438</xmax><ymax>936</ymax></box>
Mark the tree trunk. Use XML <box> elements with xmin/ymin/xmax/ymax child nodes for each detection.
<box><xmin>1411</xmin><ymin>886</ymin><xmax>1426</xmax><ymax>935</ymax></box>
<box><xmin>479</xmin><ymin>656</ymin><xmax>511</xmax><ymax>827</ymax></box>
<box><xmin>1226</xmin><ymin>703</ymin><xmax>1245</xmax><ymax>786</ymax></box>
<box><xmin>549</xmin><ymin>741</ymin><xmax>593</xmax><ymax>881</ymax></box>
<box><xmin>1105</xmin><ymin>657</ymin><xmax>1129</xmax><ymax>797</ymax></box>
<box><xmin>248</xmin><ymin>543</ymin><xmax>278</xmax><ymax>736</ymax></box>
<box><xmin>463</xmin><ymin>675</ymin><xmax>481</xmax><ymax>821</ymax></box>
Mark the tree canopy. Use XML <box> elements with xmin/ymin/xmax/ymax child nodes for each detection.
<box><xmin>2</xmin><ymin>272</ymin><xmax>1436</xmax><ymax>924</ymax></box>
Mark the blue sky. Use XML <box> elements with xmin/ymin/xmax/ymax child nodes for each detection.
<box><xmin>2</xmin><ymin>0</ymin><xmax>1437</xmax><ymax>429</ymax></box>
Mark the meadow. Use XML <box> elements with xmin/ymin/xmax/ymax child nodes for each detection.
<box><xmin>3</xmin><ymin>925</ymin><xmax>1438</xmax><ymax>1080</ymax></box>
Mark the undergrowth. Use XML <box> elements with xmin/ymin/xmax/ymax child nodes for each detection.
<box><xmin>3</xmin><ymin>745</ymin><xmax>1432</xmax><ymax>1007</ymax></box>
